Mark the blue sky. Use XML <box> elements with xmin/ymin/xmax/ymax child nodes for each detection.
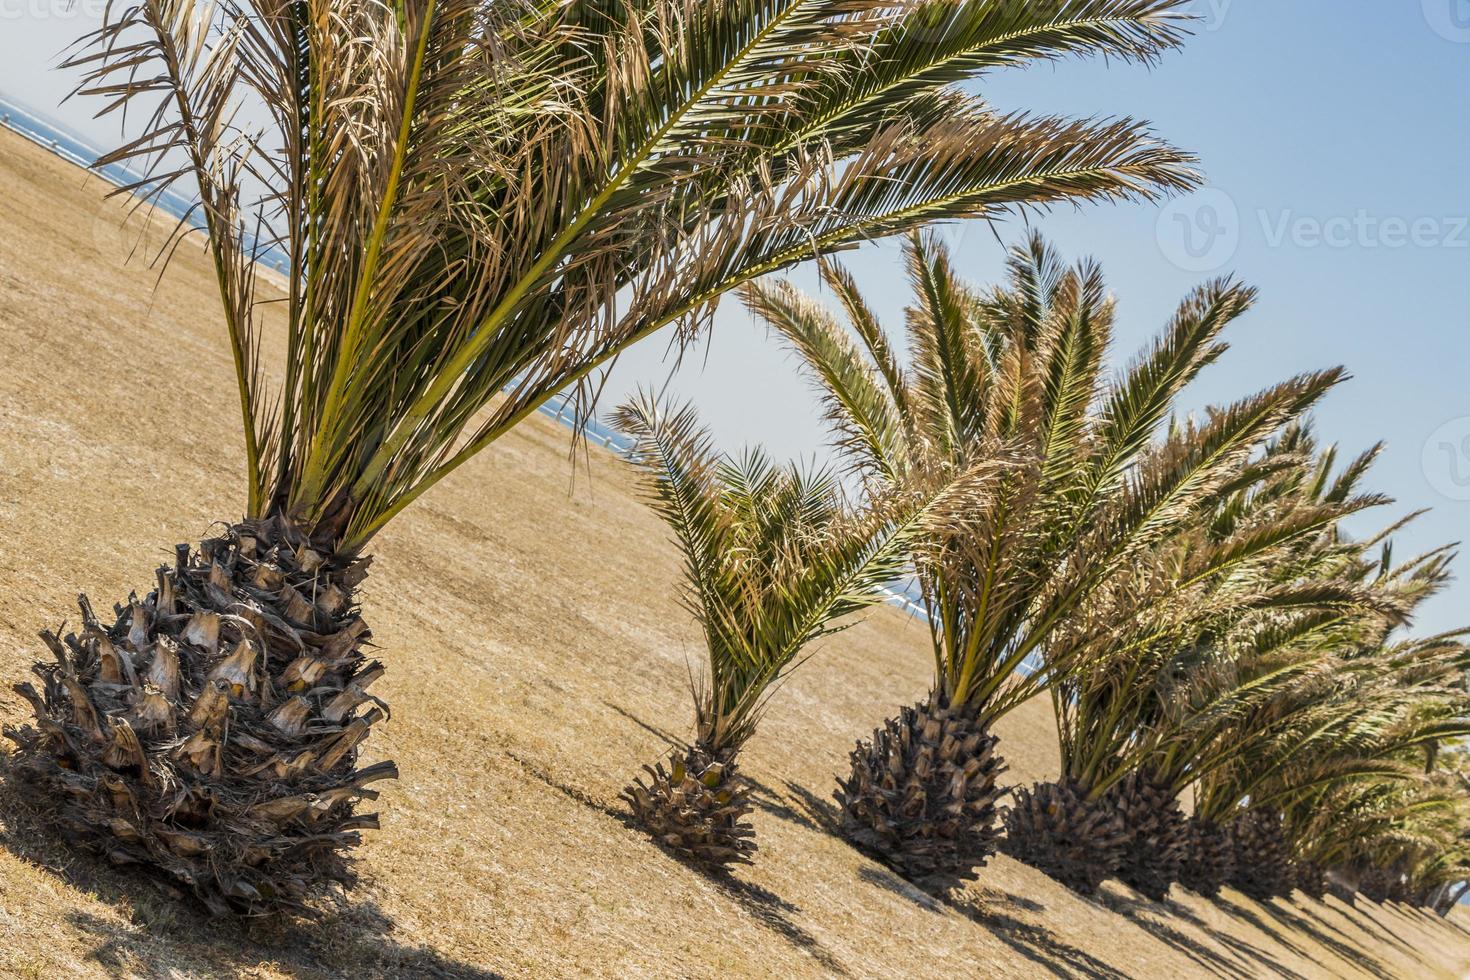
<box><xmin>2</xmin><ymin>1</ymin><xmax>1467</xmax><ymax>636</ymax></box>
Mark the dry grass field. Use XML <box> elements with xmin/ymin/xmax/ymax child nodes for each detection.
<box><xmin>1</xmin><ymin>125</ymin><xmax>1468</xmax><ymax>978</ymax></box>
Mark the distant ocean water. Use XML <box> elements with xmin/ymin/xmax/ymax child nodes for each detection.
<box><xmin>0</xmin><ymin>90</ymin><xmax>961</xmax><ymax>638</ymax></box>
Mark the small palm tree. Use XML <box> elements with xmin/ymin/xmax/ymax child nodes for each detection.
<box><xmin>744</xmin><ymin>231</ymin><xmax>1342</xmax><ymax>887</ymax></box>
<box><xmin>3</xmin><ymin>1</ymin><xmax>1202</xmax><ymax>912</ymax></box>
<box><xmin>613</xmin><ymin>394</ymin><xmax>955</xmax><ymax>868</ymax></box>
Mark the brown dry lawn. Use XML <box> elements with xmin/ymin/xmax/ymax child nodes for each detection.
<box><xmin>1</xmin><ymin>125</ymin><xmax>1468</xmax><ymax>979</ymax></box>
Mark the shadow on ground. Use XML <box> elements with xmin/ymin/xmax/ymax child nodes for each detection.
<box><xmin>502</xmin><ymin>740</ymin><xmax>854</xmax><ymax>977</ymax></box>
<box><xmin>1099</xmin><ymin>883</ymin><xmax>1444</xmax><ymax>980</ymax></box>
<box><xmin>1101</xmin><ymin>889</ymin><xmax>1305</xmax><ymax>980</ymax></box>
<box><xmin>0</xmin><ymin>761</ymin><xmax>501</xmax><ymax>979</ymax></box>
<box><xmin>706</xmin><ymin>874</ymin><xmax>853</xmax><ymax>977</ymax></box>
<box><xmin>856</xmin><ymin>862</ymin><xmax>1127</xmax><ymax>979</ymax></box>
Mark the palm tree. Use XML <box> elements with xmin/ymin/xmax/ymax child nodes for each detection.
<box><xmin>1187</xmin><ymin>553</ymin><xmax>1470</xmax><ymax>900</ymax></box>
<box><xmin>613</xmin><ymin>394</ymin><xmax>960</xmax><ymax>868</ymax></box>
<box><xmin>1413</xmin><ymin>759</ymin><xmax>1470</xmax><ymax>913</ymax></box>
<box><xmin>743</xmin><ymin>231</ymin><xmax>1343</xmax><ymax>887</ymax></box>
<box><xmin>1266</xmin><ymin>648</ymin><xmax>1470</xmax><ymax>902</ymax></box>
<box><xmin>2</xmin><ymin>0</ymin><xmax>1204</xmax><ymax>913</ymax></box>
<box><xmin>1012</xmin><ymin>427</ymin><xmax>1402</xmax><ymax>899</ymax></box>
<box><xmin>1300</xmin><ymin>781</ymin><xmax>1463</xmax><ymax>902</ymax></box>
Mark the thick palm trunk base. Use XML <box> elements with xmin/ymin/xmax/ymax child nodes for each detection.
<box><xmin>2</xmin><ymin>517</ymin><xmax>395</xmax><ymax>915</ymax></box>
<box><xmin>1001</xmin><ymin>780</ymin><xmax>1127</xmax><ymax>897</ymax></box>
<box><xmin>1228</xmin><ymin>808</ymin><xmax>1293</xmax><ymax>901</ymax></box>
<box><xmin>623</xmin><ymin>743</ymin><xmax>754</xmax><ymax>870</ymax></box>
<box><xmin>1105</xmin><ymin>771</ymin><xmax>1187</xmax><ymax>902</ymax></box>
<box><xmin>835</xmin><ymin>696</ymin><xmax>1006</xmax><ymax>889</ymax></box>
<box><xmin>1294</xmin><ymin>860</ymin><xmax>1327</xmax><ymax>900</ymax></box>
<box><xmin>1179</xmin><ymin>817</ymin><xmax>1235</xmax><ymax>898</ymax></box>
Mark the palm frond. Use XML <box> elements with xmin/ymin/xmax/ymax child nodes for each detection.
<box><xmin>614</xmin><ymin>393</ymin><xmax>963</xmax><ymax>752</ymax></box>
<box><xmin>70</xmin><ymin>0</ymin><xmax>1202</xmax><ymax>553</ymax></box>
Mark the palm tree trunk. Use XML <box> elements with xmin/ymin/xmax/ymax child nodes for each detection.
<box><xmin>623</xmin><ymin>742</ymin><xmax>755</xmax><ymax>870</ymax></box>
<box><xmin>1229</xmin><ymin>808</ymin><xmax>1294</xmax><ymax>901</ymax></box>
<box><xmin>3</xmin><ymin>516</ymin><xmax>395</xmax><ymax>915</ymax></box>
<box><xmin>835</xmin><ymin>694</ymin><xmax>1007</xmax><ymax>891</ymax></box>
<box><xmin>1359</xmin><ymin>865</ymin><xmax>1398</xmax><ymax>904</ymax></box>
<box><xmin>1105</xmin><ymin>770</ymin><xmax>1189</xmax><ymax>902</ymax></box>
<box><xmin>1001</xmin><ymin>779</ymin><xmax>1128</xmax><ymax>897</ymax></box>
<box><xmin>1294</xmin><ymin>860</ymin><xmax>1327</xmax><ymax>900</ymax></box>
<box><xmin>1180</xmin><ymin>817</ymin><xmax>1236</xmax><ymax>898</ymax></box>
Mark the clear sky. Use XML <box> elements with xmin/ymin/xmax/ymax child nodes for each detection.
<box><xmin>2</xmin><ymin>2</ymin><xmax>1467</xmax><ymax>636</ymax></box>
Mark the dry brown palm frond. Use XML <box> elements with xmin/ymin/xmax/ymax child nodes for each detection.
<box><xmin>66</xmin><ymin>0</ymin><xmax>1202</xmax><ymax>552</ymax></box>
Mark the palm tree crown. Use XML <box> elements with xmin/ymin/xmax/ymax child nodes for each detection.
<box><xmin>745</xmin><ymin>231</ymin><xmax>1342</xmax><ymax>724</ymax></box>
<box><xmin>72</xmin><ymin>0</ymin><xmax>1200</xmax><ymax>552</ymax></box>
<box><xmin>614</xmin><ymin>393</ymin><xmax>932</xmax><ymax>754</ymax></box>
<box><xmin>613</xmin><ymin>392</ymin><xmax>965</xmax><ymax>867</ymax></box>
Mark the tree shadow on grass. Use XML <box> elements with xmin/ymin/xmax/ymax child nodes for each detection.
<box><xmin>777</xmin><ymin>778</ymin><xmax>843</xmax><ymax>834</ymax></box>
<box><xmin>1207</xmin><ymin>894</ymin><xmax>1388</xmax><ymax>980</ymax></box>
<box><xmin>1299</xmin><ymin>895</ymin><xmax>1417</xmax><ymax>958</ymax></box>
<box><xmin>64</xmin><ymin>901</ymin><xmax>504</xmax><ymax>980</ymax></box>
<box><xmin>505</xmin><ymin>748</ymin><xmax>628</xmax><ymax>822</ymax></box>
<box><xmin>1094</xmin><ymin>892</ymin><xmax>1256</xmax><ymax>979</ymax></box>
<box><xmin>856</xmin><ymin>864</ymin><xmax>945</xmax><ymax>913</ymax></box>
<box><xmin>1260</xmin><ymin>900</ymin><xmax>1396</xmax><ymax>980</ymax></box>
<box><xmin>505</xmin><ymin>747</ymin><xmax>853</xmax><ymax>977</ymax></box>
<box><xmin>858</xmin><ymin>864</ymin><xmax>1127</xmax><ymax>979</ymax></box>
<box><xmin>1376</xmin><ymin>897</ymin><xmax>1450</xmax><ymax>938</ymax></box>
<box><xmin>601</xmin><ymin>699</ymin><xmax>683</xmax><ymax>750</ymax></box>
<box><xmin>948</xmin><ymin>897</ymin><xmax>1131</xmax><ymax>979</ymax></box>
<box><xmin>0</xmin><ymin>759</ymin><xmax>501</xmax><ymax>979</ymax></box>
<box><xmin>704</xmin><ymin>873</ymin><xmax>854</xmax><ymax>978</ymax></box>
<box><xmin>1268</xmin><ymin>898</ymin><xmax>1385</xmax><ymax>960</ymax></box>
<box><xmin>741</xmin><ymin>776</ymin><xmax>837</xmax><ymax>835</ymax></box>
<box><xmin>1436</xmin><ymin>907</ymin><xmax>1470</xmax><ymax>935</ymax></box>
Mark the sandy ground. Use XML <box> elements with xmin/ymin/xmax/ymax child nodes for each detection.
<box><xmin>1</xmin><ymin>125</ymin><xmax>1468</xmax><ymax>980</ymax></box>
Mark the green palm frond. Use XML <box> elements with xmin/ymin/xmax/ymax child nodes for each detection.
<box><xmin>739</xmin><ymin>277</ymin><xmax>910</xmax><ymax>484</ymax></box>
<box><xmin>747</xmin><ymin>231</ymin><xmax>1339</xmax><ymax>729</ymax></box>
<box><xmin>69</xmin><ymin>0</ymin><xmax>1201</xmax><ymax>553</ymax></box>
<box><xmin>613</xmin><ymin>392</ymin><xmax>964</xmax><ymax>753</ymax></box>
